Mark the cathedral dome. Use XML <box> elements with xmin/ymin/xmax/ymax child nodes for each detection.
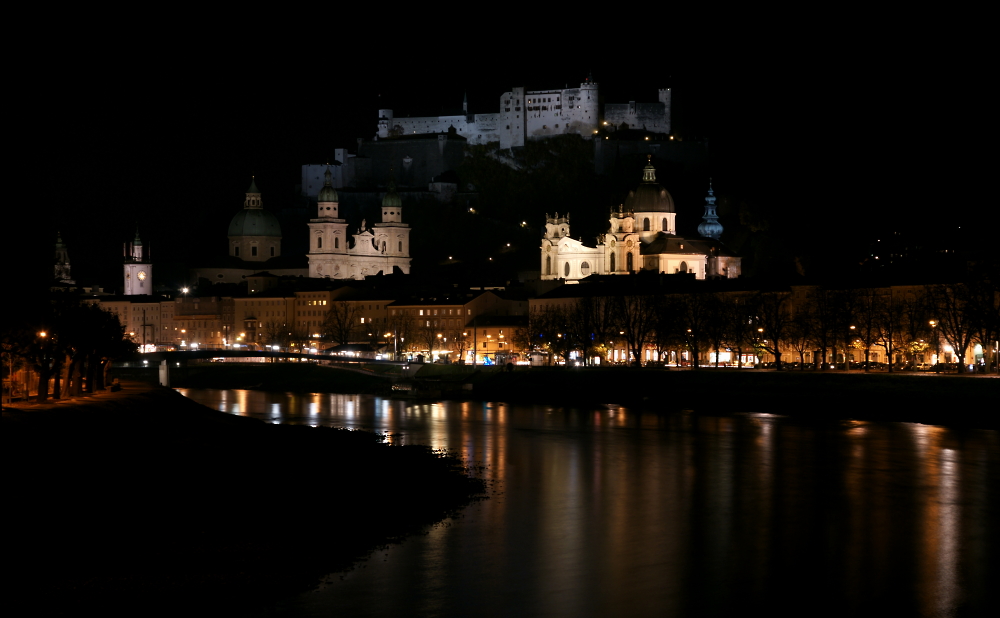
<box><xmin>228</xmin><ymin>208</ymin><xmax>282</xmax><ymax>237</ymax></box>
<box><xmin>623</xmin><ymin>159</ymin><xmax>675</xmax><ymax>213</ymax></box>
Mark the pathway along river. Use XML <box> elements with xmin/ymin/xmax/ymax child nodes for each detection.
<box><xmin>175</xmin><ymin>388</ymin><xmax>998</xmax><ymax>618</ymax></box>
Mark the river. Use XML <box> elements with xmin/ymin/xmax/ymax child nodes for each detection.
<box><xmin>175</xmin><ymin>388</ymin><xmax>998</xmax><ymax>617</ymax></box>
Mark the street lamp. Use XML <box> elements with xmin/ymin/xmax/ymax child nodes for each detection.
<box><xmin>929</xmin><ymin>320</ymin><xmax>939</xmax><ymax>371</ymax></box>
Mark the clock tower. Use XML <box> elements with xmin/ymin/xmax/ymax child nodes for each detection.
<box><xmin>124</xmin><ymin>229</ymin><xmax>152</xmax><ymax>295</ymax></box>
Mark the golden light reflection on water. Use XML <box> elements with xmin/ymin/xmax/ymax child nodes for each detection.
<box><xmin>174</xmin><ymin>389</ymin><xmax>996</xmax><ymax>617</ymax></box>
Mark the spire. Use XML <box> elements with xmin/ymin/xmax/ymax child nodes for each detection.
<box><xmin>697</xmin><ymin>179</ymin><xmax>724</xmax><ymax>240</ymax></box>
<box><xmin>318</xmin><ymin>165</ymin><xmax>339</xmax><ymax>203</ymax></box>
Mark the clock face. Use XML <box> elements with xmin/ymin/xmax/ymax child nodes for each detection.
<box><xmin>138</xmin><ymin>271</ymin><xmax>147</xmax><ymax>281</ymax></box>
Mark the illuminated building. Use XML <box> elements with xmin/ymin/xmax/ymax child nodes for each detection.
<box><xmin>307</xmin><ymin>167</ymin><xmax>411</xmax><ymax>280</ymax></box>
<box><xmin>540</xmin><ymin>159</ymin><xmax>742</xmax><ymax>281</ymax></box>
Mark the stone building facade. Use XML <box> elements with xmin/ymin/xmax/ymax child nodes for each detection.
<box><xmin>307</xmin><ymin>168</ymin><xmax>411</xmax><ymax>280</ymax></box>
<box><xmin>540</xmin><ymin>160</ymin><xmax>741</xmax><ymax>282</ymax></box>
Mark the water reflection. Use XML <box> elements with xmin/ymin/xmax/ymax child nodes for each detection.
<box><xmin>174</xmin><ymin>388</ymin><xmax>998</xmax><ymax>617</ymax></box>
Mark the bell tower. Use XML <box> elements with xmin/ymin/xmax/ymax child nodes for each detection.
<box><xmin>123</xmin><ymin>229</ymin><xmax>153</xmax><ymax>295</ymax></box>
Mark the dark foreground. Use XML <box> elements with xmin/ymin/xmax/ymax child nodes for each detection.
<box><xmin>2</xmin><ymin>384</ymin><xmax>484</xmax><ymax>617</ymax></box>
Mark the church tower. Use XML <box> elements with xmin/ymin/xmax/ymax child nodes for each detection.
<box><xmin>373</xmin><ymin>178</ymin><xmax>411</xmax><ymax>262</ymax></box>
<box><xmin>307</xmin><ymin>166</ymin><xmax>351</xmax><ymax>278</ymax></box>
<box><xmin>54</xmin><ymin>231</ymin><xmax>73</xmax><ymax>284</ymax></box>
<box><xmin>123</xmin><ymin>229</ymin><xmax>153</xmax><ymax>295</ymax></box>
<box><xmin>697</xmin><ymin>180</ymin><xmax>724</xmax><ymax>240</ymax></box>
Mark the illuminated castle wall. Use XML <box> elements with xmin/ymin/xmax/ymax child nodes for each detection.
<box><xmin>377</xmin><ymin>78</ymin><xmax>604</xmax><ymax>148</ymax></box>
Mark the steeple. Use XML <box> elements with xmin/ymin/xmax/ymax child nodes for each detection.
<box><xmin>245</xmin><ymin>177</ymin><xmax>262</xmax><ymax>209</ymax></box>
<box><xmin>54</xmin><ymin>231</ymin><xmax>72</xmax><ymax>283</ymax></box>
<box><xmin>317</xmin><ymin>165</ymin><xmax>339</xmax><ymax>208</ymax></box>
<box><xmin>697</xmin><ymin>179</ymin><xmax>724</xmax><ymax>240</ymax></box>
<box><xmin>130</xmin><ymin>228</ymin><xmax>144</xmax><ymax>261</ymax></box>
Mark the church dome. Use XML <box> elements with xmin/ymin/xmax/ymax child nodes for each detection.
<box><xmin>228</xmin><ymin>208</ymin><xmax>282</xmax><ymax>237</ymax></box>
<box><xmin>318</xmin><ymin>166</ymin><xmax>338</xmax><ymax>202</ymax></box>
<box><xmin>318</xmin><ymin>184</ymin><xmax>339</xmax><ymax>203</ymax></box>
<box><xmin>382</xmin><ymin>180</ymin><xmax>402</xmax><ymax>209</ymax></box>
<box><xmin>623</xmin><ymin>160</ymin><xmax>675</xmax><ymax>213</ymax></box>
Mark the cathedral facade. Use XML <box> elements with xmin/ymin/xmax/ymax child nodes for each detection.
<box><xmin>307</xmin><ymin>168</ymin><xmax>411</xmax><ymax>280</ymax></box>
<box><xmin>540</xmin><ymin>160</ymin><xmax>741</xmax><ymax>282</ymax></box>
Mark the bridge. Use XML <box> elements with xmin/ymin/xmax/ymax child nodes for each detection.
<box><xmin>117</xmin><ymin>350</ymin><xmax>415</xmax><ymax>387</ymax></box>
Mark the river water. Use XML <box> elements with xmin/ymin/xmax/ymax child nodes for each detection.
<box><xmin>175</xmin><ymin>388</ymin><xmax>998</xmax><ymax>617</ymax></box>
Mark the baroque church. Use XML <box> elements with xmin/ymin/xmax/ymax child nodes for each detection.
<box><xmin>540</xmin><ymin>158</ymin><xmax>741</xmax><ymax>282</ymax></box>
<box><xmin>306</xmin><ymin>167</ymin><xmax>411</xmax><ymax>279</ymax></box>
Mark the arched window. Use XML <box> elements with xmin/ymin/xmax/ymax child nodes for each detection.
<box><xmin>679</xmin><ymin>261</ymin><xmax>688</xmax><ymax>273</ymax></box>
<box><xmin>564</xmin><ymin>262</ymin><xmax>570</xmax><ymax>277</ymax></box>
<box><xmin>234</xmin><ymin>246</ymin><xmax>240</xmax><ymax>257</ymax></box>
<box><xmin>546</xmin><ymin>255</ymin><xmax>551</xmax><ymax>275</ymax></box>
<box><xmin>270</xmin><ymin>247</ymin><xmax>275</xmax><ymax>257</ymax></box>
<box><xmin>317</xmin><ymin>237</ymin><xmax>323</xmax><ymax>249</ymax></box>
<box><xmin>662</xmin><ymin>218</ymin><xmax>668</xmax><ymax>231</ymax></box>
<box><xmin>626</xmin><ymin>252</ymin><xmax>634</xmax><ymax>272</ymax></box>
<box><xmin>581</xmin><ymin>261</ymin><xmax>591</xmax><ymax>276</ymax></box>
<box><xmin>381</xmin><ymin>241</ymin><xmax>387</xmax><ymax>253</ymax></box>
<box><xmin>398</xmin><ymin>241</ymin><xmax>402</xmax><ymax>252</ymax></box>
<box><xmin>335</xmin><ymin>237</ymin><xmax>339</xmax><ymax>249</ymax></box>
<box><xmin>610</xmin><ymin>252</ymin><xmax>616</xmax><ymax>272</ymax></box>
<box><xmin>643</xmin><ymin>217</ymin><xmax>650</xmax><ymax>231</ymax></box>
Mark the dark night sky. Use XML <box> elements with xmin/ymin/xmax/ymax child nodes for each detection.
<box><xmin>9</xmin><ymin>22</ymin><xmax>991</xmax><ymax>292</ymax></box>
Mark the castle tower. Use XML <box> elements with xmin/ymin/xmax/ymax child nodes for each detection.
<box><xmin>228</xmin><ymin>177</ymin><xmax>282</xmax><ymax>261</ymax></box>
<box><xmin>579</xmin><ymin>73</ymin><xmax>600</xmax><ymax>137</ymax></box>
<box><xmin>54</xmin><ymin>231</ymin><xmax>73</xmax><ymax>283</ymax></box>
<box><xmin>658</xmin><ymin>88</ymin><xmax>672</xmax><ymax>135</ymax></box>
<box><xmin>697</xmin><ymin>180</ymin><xmax>724</xmax><ymax>240</ymax></box>
<box><xmin>124</xmin><ymin>229</ymin><xmax>152</xmax><ymax>295</ymax></box>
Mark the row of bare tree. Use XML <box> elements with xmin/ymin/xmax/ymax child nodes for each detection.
<box><xmin>3</xmin><ymin>300</ymin><xmax>137</xmax><ymax>402</ymax></box>
<box><xmin>526</xmin><ymin>281</ymin><xmax>999</xmax><ymax>373</ymax></box>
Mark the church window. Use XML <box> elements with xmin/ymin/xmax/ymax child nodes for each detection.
<box><xmin>398</xmin><ymin>241</ymin><xmax>402</xmax><ymax>252</ymax></box>
<box><xmin>662</xmin><ymin>218</ymin><xmax>667</xmax><ymax>231</ymax></box>
<box><xmin>581</xmin><ymin>261</ymin><xmax>591</xmax><ymax>276</ymax></box>
<box><xmin>564</xmin><ymin>262</ymin><xmax>570</xmax><ymax>277</ymax></box>
<box><xmin>610</xmin><ymin>252</ymin><xmax>616</xmax><ymax>272</ymax></box>
<box><xmin>627</xmin><ymin>253</ymin><xmax>634</xmax><ymax>271</ymax></box>
<box><xmin>317</xmin><ymin>237</ymin><xmax>322</xmax><ymax>249</ymax></box>
<box><xmin>545</xmin><ymin>255</ymin><xmax>551</xmax><ymax>275</ymax></box>
<box><xmin>252</xmin><ymin>246</ymin><xmax>258</xmax><ymax>257</ymax></box>
<box><xmin>270</xmin><ymin>247</ymin><xmax>275</xmax><ymax>257</ymax></box>
<box><xmin>643</xmin><ymin>218</ymin><xmax>650</xmax><ymax>231</ymax></box>
<box><xmin>679</xmin><ymin>261</ymin><xmax>688</xmax><ymax>273</ymax></box>
<box><xmin>234</xmin><ymin>246</ymin><xmax>240</xmax><ymax>257</ymax></box>
<box><xmin>335</xmin><ymin>237</ymin><xmax>340</xmax><ymax>249</ymax></box>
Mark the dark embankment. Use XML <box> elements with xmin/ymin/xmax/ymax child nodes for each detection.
<box><xmin>2</xmin><ymin>384</ymin><xmax>483</xmax><ymax>617</ymax></box>
<box><xmin>471</xmin><ymin>368</ymin><xmax>999</xmax><ymax>429</ymax></box>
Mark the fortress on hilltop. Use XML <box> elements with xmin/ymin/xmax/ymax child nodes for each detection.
<box><xmin>377</xmin><ymin>76</ymin><xmax>671</xmax><ymax>149</ymax></box>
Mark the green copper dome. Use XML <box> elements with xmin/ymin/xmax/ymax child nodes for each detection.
<box><xmin>228</xmin><ymin>209</ymin><xmax>282</xmax><ymax>237</ymax></box>
<box><xmin>382</xmin><ymin>179</ymin><xmax>402</xmax><ymax>209</ymax></box>
<box><xmin>318</xmin><ymin>166</ymin><xmax>339</xmax><ymax>202</ymax></box>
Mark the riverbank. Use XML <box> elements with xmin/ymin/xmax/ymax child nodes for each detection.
<box><xmin>162</xmin><ymin>362</ymin><xmax>999</xmax><ymax>429</ymax></box>
<box><xmin>475</xmin><ymin>367</ymin><xmax>999</xmax><ymax>429</ymax></box>
<box><xmin>2</xmin><ymin>383</ymin><xmax>484</xmax><ymax>616</ymax></box>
